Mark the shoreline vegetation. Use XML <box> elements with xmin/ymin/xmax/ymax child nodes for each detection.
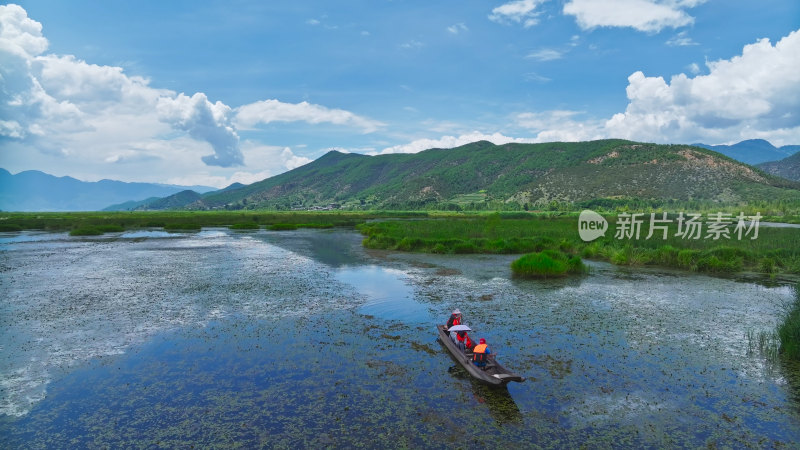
<box><xmin>2</xmin><ymin>209</ymin><xmax>799</xmax><ymax>357</ymax></box>
<box><xmin>1</xmin><ymin>210</ymin><xmax>797</xmax><ymax>276</ymax></box>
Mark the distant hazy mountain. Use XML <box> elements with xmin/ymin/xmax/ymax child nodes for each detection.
<box><xmin>0</xmin><ymin>169</ymin><xmax>216</xmax><ymax>211</ymax></box>
<box><xmin>757</xmin><ymin>152</ymin><xmax>800</xmax><ymax>182</ymax></box>
<box><xmin>129</xmin><ymin>139</ymin><xmax>800</xmax><ymax>211</ymax></box>
<box><xmin>693</xmin><ymin>139</ymin><xmax>800</xmax><ymax>165</ymax></box>
<box><xmin>103</xmin><ymin>182</ymin><xmax>246</xmax><ymax>211</ymax></box>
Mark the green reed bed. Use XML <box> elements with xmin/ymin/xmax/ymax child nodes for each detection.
<box><xmin>510</xmin><ymin>250</ymin><xmax>588</xmax><ymax>278</ymax></box>
<box><xmin>358</xmin><ymin>214</ymin><xmax>800</xmax><ymax>276</ymax></box>
<box><xmin>0</xmin><ymin>211</ymin><xmax>383</xmax><ymax>232</ymax></box>
<box><xmin>0</xmin><ymin>223</ymin><xmax>23</xmax><ymax>232</ymax></box>
<box><xmin>268</xmin><ymin>223</ymin><xmax>336</xmax><ymax>231</ymax></box>
<box><xmin>69</xmin><ymin>224</ymin><xmax>125</xmax><ymax>236</ymax></box>
<box><xmin>164</xmin><ymin>223</ymin><xmax>202</xmax><ymax>231</ymax></box>
<box><xmin>229</xmin><ymin>222</ymin><xmax>261</xmax><ymax>230</ymax></box>
<box><xmin>779</xmin><ymin>284</ymin><xmax>800</xmax><ymax>360</ymax></box>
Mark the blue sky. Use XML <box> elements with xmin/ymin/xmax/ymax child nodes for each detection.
<box><xmin>1</xmin><ymin>1</ymin><xmax>799</xmax><ymax>188</ymax></box>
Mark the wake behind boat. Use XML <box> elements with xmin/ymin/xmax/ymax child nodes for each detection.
<box><xmin>437</xmin><ymin>324</ymin><xmax>525</xmax><ymax>386</ymax></box>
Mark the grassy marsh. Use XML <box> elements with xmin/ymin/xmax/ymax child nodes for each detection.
<box><xmin>358</xmin><ymin>214</ymin><xmax>800</xmax><ymax>277</ymax></box>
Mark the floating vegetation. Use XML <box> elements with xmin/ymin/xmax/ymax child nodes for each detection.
<box><xmin>510</xmin><ymin>250</ymin><xmax>587</xmax><ymax>278</ymax></box>
<box><xmin>0</xmin><ymin>223</ymin><xmax>23</xmax><ymax>232</ymax></box>
<box><xmin>69</xmin><ymin>224</ymin><xmax>124</xmax><ymax>236</ymax></box>
<box><xmin>69</xmin><ymin>226</ymin><xmax>104</xmax><ymax>236</ymax></box>
<box><xmin>268</xmin><ymin>223</ymin><xmax>298</xmax><ymax>230</ymax></box>
<box><xmin>229</xmin><ymin>222</ymin><xmax>260</xmax><ymax>230</ymax></box>
<box><xmin>268</xmin><ymin>223</ymin><xmax>335</xmax><ymax>231</ymax></box>
<box><xmin>164</xmin><ymin>223</ymin><xmax>202</xmax><ymax>231</ymax></box>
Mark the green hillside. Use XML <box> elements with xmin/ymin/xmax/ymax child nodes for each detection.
<box><xmin>134</xmin><ymin>139</ymin><xmax>800</xmax><ymax>211</ymax></box>
<box><xmin>757</xmin><ymin>152</ymin><xmax>800</xmax><ymax>182</ymax></box>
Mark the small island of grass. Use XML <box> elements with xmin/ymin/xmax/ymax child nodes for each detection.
<box><xmin>164</xmin><ymin>223</ymin><xmax>202</xmax><ymax>231</ymax></box>
<box><xmin>69</xmin><ymin>224</ymin><xmax>125</xmax><ymax>236</ymax></box>
<box><xmin>511</xmin><ymin>250</ymin><xmax>587</xmax><ymax>278</ymax></box>
<box><xmin>230</xmin><ymin>222</ymin><xmax>260</xmax><ymax>230</ymax></box>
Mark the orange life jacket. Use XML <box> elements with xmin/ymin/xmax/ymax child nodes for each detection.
<box><xmin>472</xmin><ymin>343</ymin><xmax>488</xmax><ymax>364</ymax></box>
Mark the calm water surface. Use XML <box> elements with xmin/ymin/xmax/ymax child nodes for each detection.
<box><xmin>0</xmin><ymin>228</ymin><xmax>798</xmax><ymax>448</ymax></box>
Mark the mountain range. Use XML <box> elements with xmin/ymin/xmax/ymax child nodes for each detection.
<box><xmin>127</xmin><ymin>139</ymin><xmax>800</xmax><ymax>211</ymax></box>
<box><xmin>0</xmin><ymin>169</ymin><xmax>215</xmax><ymax>212</ymax></box>
<box><xmin>4</xmin><ymin>139</ymin><xmax>799</xmax><ymax>212</ymax></box>
<box><xmin>693</xmin><ymin>139</ymin><xmax>800</xmax><ymax>165</ymax></box>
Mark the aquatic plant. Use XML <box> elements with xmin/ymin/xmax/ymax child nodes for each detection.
<box><xmin>652</xmin><ymin>245</ymin><xmax>680</xmax><ymax>266</ymax></box>
<box><xmin>511</xmin><ymin>252</ymin><xmax>567</xmax><ymax>278</ymax></box>
<box><xmin>746</xmin><ymin>329</ymin><xmax>780</xmax><ymax>364</ymax></box>
<box><xmin>580</xmin><ymin>242</ymin><xmax>600</xmax><ymax>258</ymax></box>
<box><xmin>164</xmin><ymin>223</ymin><xmax>202</xmax><ymax>231</ymax></box>
<box><xmin>779</xmin><ymin>284</ymin><xmax>800</xmax><ymax>360</ymax></box>
<box><xmin>677</xmin><ymin>249</ymin><xmax>701</xmax><ymax>269</ymax></box>
<box><xmin>511</xmin><ymin>250</ymin><xmax>585</xmax><ymax>278</ymax></box>
<box><xmin>269</xmin><ymin>223</ymin><xmax>299</xmax><ymax>230</ymax></box>
<box><xmin>0</xmin><ymin>223</ymin><xmax>23</xmax><ymax>232</ymax></box>
<box><xmin>268</xmin><ymin>223</ymin><xmax>335</xmax><ymax>231</ymax></box>
<box><xmin>759</xmin><ymin>257</ymin><xmax>777</xmax><ymax>275</ymax></box>
<box><xmin>95</xmin><ymin>224</ymin><xmax>125</xmax><ymax>233</ymax></box>
<box><xmin>230</xmin><ymin>222</ymin><xmax>260</xmax><ymax>230</ymax></box>
<box><xmin>566</xmin><ymin>255</ymin><xmax>588</xmax><ymax>274</ymax></box>
<box><xmin>69</xmin><ymin>226</ymin><xmax>104</xmax><ymax>236</ymax></box>
<box><xmin>69</xmin><ymin>224</ymin><xmax>124</xmax><ymax>236</ymax></box>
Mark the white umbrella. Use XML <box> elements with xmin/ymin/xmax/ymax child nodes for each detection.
<box><xmin>448</xmin><ymin>324</ymin><xmax>472</xmax><ymax>332</ymax></box>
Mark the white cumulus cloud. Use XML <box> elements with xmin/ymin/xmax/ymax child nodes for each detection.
<box><xmin>158</xmin><ymin>93</ymin><xmax>242</xmax><ymax>167</ymax></box>
<box><xmin>605</xmin><ymin>29</ymin><xmax>800</xmax><ymax>145</ymax></box>
<box><xmin>1</xmin><ymin>4</ymin><xmax>383</xmax><ymax>183</ymax></box>
<box><xmin>235</xmin><ymin>99</ymin><xmax>384</xmax><ymax>133</ymax></box>
<box><xmin>563</xmin><ymin>0</ymin><xmax>706</xmax><ymax>33</ymax></box>
<box><xmin>489</xmin><ymin>0</ymin><xmax>548</xmax><ymax>28</ymax></box>
<box><xmin>0</xmin><ymin>4</ymin><xmax>48</xmax><ymax>59</ymax></box>
<box><xmin>377</xmin><ymin>132</ymin><xmax>537</xmax><ymax>155</ymax></box>
<box><xmin>516</xmin><ymin>110</ymin><xmax>607</xmax><ymax>142</ymax></box>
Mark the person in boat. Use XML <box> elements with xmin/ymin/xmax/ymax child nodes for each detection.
<box><xmin>456</xmin><ymin>330</ymin><xmax>475</xmax><ymax>353</ymax></box>
<box><xmin>465</xmin><ymin>333</ymin><xmax>475</xmax><ymax>351</ymax></box>
<box><xmin>472</xmin><ymin>338</ymin><xmax>491</xmax><ymax>369</ymax></box>
<box><xmin>446</xmin><ymin>309</ymin><xmax>462</xmax><ymax>329</ymax></box>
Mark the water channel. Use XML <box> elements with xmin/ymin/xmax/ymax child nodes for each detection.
<box><xmin>0</xmin><ymin>228</ymin><xmax>797</xmax><ymax>447</ymax></box>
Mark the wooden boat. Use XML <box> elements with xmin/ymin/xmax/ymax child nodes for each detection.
<box><xmin>437</xmin><ymin>325</ymin><xmax>525</xmax><ymax>386</ymax></box>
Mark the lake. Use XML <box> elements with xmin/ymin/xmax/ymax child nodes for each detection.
<box><xmin>1</xmin><ymin>228</ymin><xmax>798</xmax><ymax>447</ymax></box>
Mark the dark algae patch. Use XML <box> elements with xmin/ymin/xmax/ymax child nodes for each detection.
<box><xmin>1</xmin><ymin>314</ymin><xmax>528</xmax><ymax>448</ymax></box>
